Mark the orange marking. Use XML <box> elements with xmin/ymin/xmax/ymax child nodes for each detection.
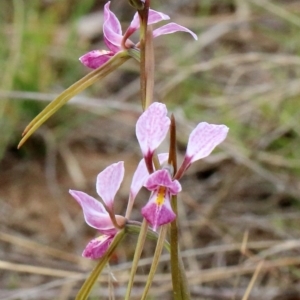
<box><xmin>155</xmin><ymin>186</ymin><xmax>166</xmax><ymax>206</ymax></box>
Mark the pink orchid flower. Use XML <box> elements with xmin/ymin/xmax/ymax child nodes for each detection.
<box><xmin>79</xmin><ymin>1</ymin><xmax>198</xmax><ymax>69</ymax></box>
<box><xmin>136</xmin><ymin>102</ymin><xmax>229</xmax><ymax>230</ymax></box>
<box><xmin>69</xmin><ymin>161</ymin><xmax>127</xmax><ymax>259</ymax></box>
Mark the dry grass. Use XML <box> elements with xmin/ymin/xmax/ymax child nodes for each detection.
<box><xmin>1</xmin><ymin>0</ymin><xmax>300</xmax><ymax>299</ymax></box>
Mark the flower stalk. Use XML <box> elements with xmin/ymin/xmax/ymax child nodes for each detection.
<box><xmin>75</xmin><ymin>229</ymin><xmax>126</xmax><ymax>300</ymax></box>
<box><xmin>138</xmin><ymin>0</ymin><xmax>150</xmax><ymax>110</ymax></box>
<box><xmin>140</xmin><ymin>224</ymin><xmax>168</xmax><ymax>300</ymax></box>
<box><xmin>124</xmin><ymin>219</ymin><xmax>149</xmax><ymax>300</ymax></box>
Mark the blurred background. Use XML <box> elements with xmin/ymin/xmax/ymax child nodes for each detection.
<box><xmin>1</xmin><ymin>0</ymin><xmax>300</xmax><ymax>299</ymax></box>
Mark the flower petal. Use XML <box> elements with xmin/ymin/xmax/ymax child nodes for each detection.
<box><xmin>103</xmin><ymin>2</ymin><xmax>123</xmax><ymax>53</ymax></box>
<box><xmin>129</xmin><ymin>9</ymin><xmax>170</xmax><ymax>33</ymax></box>
<box><xmin>69</xmin><ymin>190</ymin><xmax>115</xmax><ymax>233</ymax></box>
<box><xmin>130</xmin><ymin>153</ymin><xmax>169</xmax><ymax>201</ymax></box>
<box><xmin>142</xmin><ymin>190</ymin><xmax>176</xmax><ymax>231</ymax></box>
<box><xmin>186</xmin><ymin>122</ymin><xmax>229</xmax><ymax>163</ymax></box>
<box><xmin>144</xmin><ymin>169</ymin><xmax>181</xmax><ymax>194</ymax></box>
<box><xmin>96</xmin><ymin>161</ymin><xmax>124</xmax><ymax>211</ymax></box>
<box><xmin>153</xmin><ymin>22</ymin><xmax>198</xmax><ymax>40</ymax></box>
<box><xmin>136</xmin><ymin>102</ymin><xmax>170</xmax><ymax>158</ymax></box>
<box><xmin>82</xmin><ymin>234</ymin><xmax>115</xmax><ymax>259</ymax></box>
<box><xmin>79</xmin><ymin>50</ymin><xmax>114</xmax><ymax>69</ymax></box>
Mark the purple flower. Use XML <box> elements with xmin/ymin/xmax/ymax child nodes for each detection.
<box><xmin>142</xmin><ymin>169</ymin><xmax>181</xmax><ymax>231</ymax></box>
<box><xmin>79</xmin><ymin>1</ymin><xmax>197</xmax><ymax>69</ymax></box>
<box><xmin>69</xmin><ymin>162</ymin><xmax>126</xmax><ymax>259</ymax></box>
<box><xmin>136</xmin><ymin>102</ymin><xmax>229</xmax><ymax>229</ymax></box>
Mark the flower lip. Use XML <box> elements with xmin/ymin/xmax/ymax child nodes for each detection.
<box><xmin>82</xmin><ymin>235</ymin><xmax>115</xmax><ymax>259</ymax></box>
<box><xmin>141</xmin><ymin>187</ymin><xmax>176</xmax><ymax>231</ymax></box>
<box><xmin>79</xmin><ymin>50</ymin><xmax>114</xmax><ymax>70</ymax></box>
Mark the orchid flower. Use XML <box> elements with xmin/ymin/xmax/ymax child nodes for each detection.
<box><xmin>136</xmin><ymin>102</ymin><xmax>229</xmax><ymax>230</ymax></box>
<box><xmin>69</xmin><ymin>161</ymin><xmax>127</xmax><ymax>259</ymax></box>
<box><xmin>80</xmin><ymin>1</ymin><xmax>198</xmax><ymax>69</ymax></box>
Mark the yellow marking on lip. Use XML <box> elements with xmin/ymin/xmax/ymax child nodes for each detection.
<box><xmin>155</xmin><ymin>186</ymin><xmax>166</xmax><ymax>206</ymax></box>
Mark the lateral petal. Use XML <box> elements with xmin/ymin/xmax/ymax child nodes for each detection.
<box><xmin>96</xmin><ymin>161</ymin><xmax>124</xmax><ymax>211</ymax></box>
<box><xmin>153</xmin><ymin>22</ymin><xmax>198</xmax><ymax>40</ymax></box>
<box><xmin>186</xmin><ymin>122</ymin><xmax>229</xmax><ymax>163</ymax></box>
<box><xmin>129</xmin><ymin>9</ymin><xmax>170</xmax><ymax>32</ymax></box>
<box><xmin>69</xmin><ymin>190</ymin><xmax>115</xmax><ymax>232</ymax></box>
<box><xmin>103</xmin><ymin>2</ymin><xmax>123</xmax><ymax>53</ymax></box>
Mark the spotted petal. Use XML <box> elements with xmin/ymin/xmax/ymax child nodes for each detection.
<box><xmin>96</xmin><ymin>161</ymin><xmax>124</xmax><ymax>211</ymax></box>
<box><xmin>186</xmin><ymin>122</ymin><xmax>229</xmax><ymax>163</ymax></box>
<box><xmin>136</xmin><ymin>102</ymin><xmax>170</xmax><ymax>159</ymax></box>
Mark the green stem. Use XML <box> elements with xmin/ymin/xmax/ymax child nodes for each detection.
<box><xmin>124</xmin><ymin>219</ymin><xmax>148</xmax><ymax>300</ymax></box>
<box><xmin>126</xmin><ymin>221</ymin><xmax>170</xmax><ymax>251</ymax></box>
<box><xmin>138</xmin><ymin>2</ymin><xmax>149</xmax><ymax>110</ymax></box>
<box><xmin>170</xmin><ymin>196</ymin><xmax>181</xmax><ymax>300</ymax></box>
<box><xmin>170</xmin><ymin>195</ymin><xmax>191</xmax><ymax>300</ymax></box>
<box><xmin>75</xmin><ymin>230</ymin><xmax>126</xmax><ymax>300</ymax></box>
<box><xmin>140</xmin><ymin>225</ymin><xmax>168</xmax><ymax>300</ymax></box>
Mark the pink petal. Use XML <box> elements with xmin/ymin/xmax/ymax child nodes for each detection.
<box><xmin>144</xmin><ymin>169</ymin><xmax>181</xmax><ymax>195</ymax></box>
<box><xmin>153</xmin><ymin>22</ymin><xmax>198</xmax><ymax>40</ymax></box>
<box><xmin>79</xmin><ymin>50</ymin><xmax>114</xmax><ymax>69</ymax></box>
<box><xmin>130</xmin><ymin>153</ymin><xmax>169</xmax><ymax>201</ymax></box>
<box><xmin>69</xmin><ymin>190</ymin><xmax>115</xmax><ymax>233</ymax></box>
<box><xmin>148</xmin><ymin>9</ymin><xmax>170</xmax><ymax>24</ymax></box>
<box><xmin>103</xmin><ymin>2</ymin><xmax>123</xmax><ymax>53</ymax></box>
<box><xmin>186</xmin><ymin>122</ymin><xmax>229</xmax><ymax>163</ymax></box>
<box><xmin>129</xmin><ymin>9</ymin><xmax>170</xmax><ymax>32</ymax></box>
<box><xmin>96</xmin><ymin>161</ymin><xmax>124</xmax><ymax>211</ymax></box>
<box><xmin>129</xmin><ymin>158</ymin><xmax>150</xmax><ymax>201</ymax></box>
<box><xmin>136</xmin><ymin>102</ymin><xmax>170</xmax><ymax>158</ymax></box>
<box><xmin>82</xmin><ymin>234</ymin><xmax>115</xmax><ymax>259</ymax></box>
<box><xmin>142</xmin><ymin>190</ymin><xmax>176</xmax><ymax>231</ymax></box>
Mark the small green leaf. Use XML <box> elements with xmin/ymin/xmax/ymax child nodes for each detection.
<box><xmin>18</xmin><ymin>51</ymin><xmax>131</xmax><ymax>148</ymax></box>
